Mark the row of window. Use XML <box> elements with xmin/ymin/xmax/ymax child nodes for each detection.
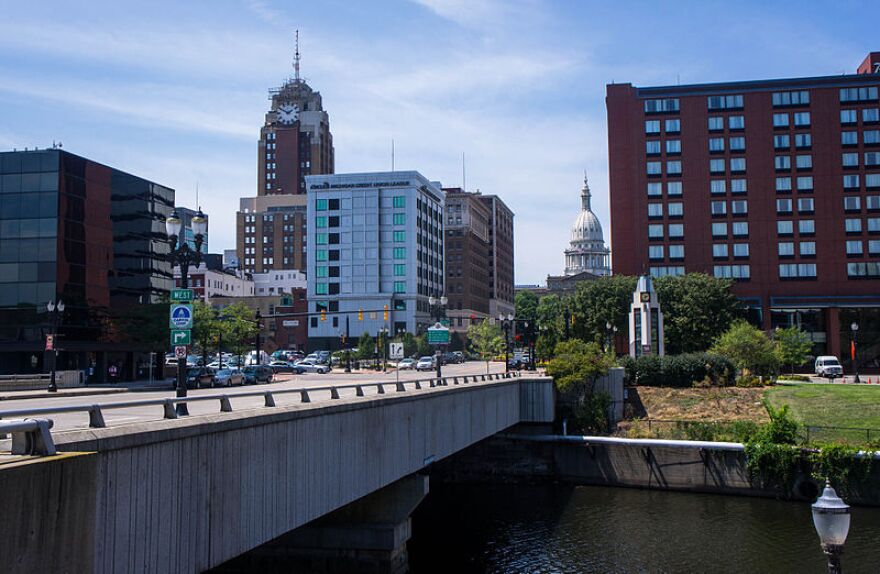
<box><xmin>776</xmin><ymin>220</ymin><xmax>815</xmax><ymax>235</ymax></box>
<box><xmin>845</xmin><ymin>218</ymin><xmax>880</xmax><ymax>233</ymax></box>
<box><xmin>775</xmin><ymin>198</ymin><xmax>815</xmax><ymax>213</ymax></box>
<box><xmin>841</xmin><ymin>130</ymin><xmax>880</xmax><ymax>145</ymax></box>
<box><xmin>777</xmin><ymin>242</ymin><xmax>816</xmax><ymax>256</ymax></box>
<box><xmin>841</xmin><ymin>108</ymin><xmax>880</xmax><ymax>124</ymax></box>
<box><xmin>644</xmin><ymin>87</ymin><xmax>878</xmax><ymax>117</ymax></box>
<box><xmin>647</xmin><ymin>202</ymin><xmax>683</xmax><ymax>217</ymax></box>
<box><xmin>648</xmin><ymin>245</ymin><xmax>685</xmax><ymax>259</ymax></box>
<box><xmin>772</xmin><ymin>112</ymin><xmax>812</xmax><ymax>128</ymax></box>
<box><xmin>712</xmin><ymin>243</ymin><xmax>750</xmax><ymax>258</ymax></box>
<box><xmin>710</xmin><ymin>200</ymin><xmax>749</xmax><ymax>216</ymax></box>
<box><xmin>844</xmin><ymin>174</ymin><xmax>880</xmax><ymax>189</ymax></box>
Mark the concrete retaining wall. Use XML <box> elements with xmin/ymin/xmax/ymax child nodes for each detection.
<box><xmin>0</xmin><ymin>370</ymin><xmax>83</xmax><ymax>391</ymax></box>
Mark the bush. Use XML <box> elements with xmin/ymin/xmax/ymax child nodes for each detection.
<box><xmin>735</xmin><ymin>374</ymin><xmax>764</xmax><ymax>388</ymax></box>
<box><xmin>620</xmin><ymin>353</ymin><xmax>735</xmax><ymax>387</ymax></box>
<box><xmin>777</xmin><ymin>374</ymin><xmax>810</xmax><ymax>382</ymax></box>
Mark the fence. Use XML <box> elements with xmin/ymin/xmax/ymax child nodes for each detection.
<box><xmin>0</xmin><ymin>371</ymin><xmax>83</xmax><ymax>392</ymax></box>
<box><xmin>804</xmin><ymin>425</ymin><xmax>880</xmax><ymax>446</ymax></box>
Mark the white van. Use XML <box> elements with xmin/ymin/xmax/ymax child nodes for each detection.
<box><xmin>814</xmin><ymin>356</ymin><xmax>843</xmax><ymax>379</ymax></box>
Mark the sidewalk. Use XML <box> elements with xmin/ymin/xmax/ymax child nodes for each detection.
<box><xmin>0</xmin><ymin>377</ymin><xmax>174</xmax><ymax>401</ymax></box>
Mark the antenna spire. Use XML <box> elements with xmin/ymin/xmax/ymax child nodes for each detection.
<box><xmin>294</xmin><ymin>30</ymin><xmax>301</xmax><ymax>82</ymax></box>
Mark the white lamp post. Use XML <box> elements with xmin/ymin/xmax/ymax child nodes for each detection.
<box><xmin>812</xmin><ymin>479</ymin><xmax>851</xmax><ymax>574</ymax></box>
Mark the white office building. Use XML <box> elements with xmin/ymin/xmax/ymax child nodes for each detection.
<box><xmin>305</xmin><ymin>171</ymin><xmax>445</xmax><ymax>346</ymax></box>
<box><xmin>252</xmin><ymin>269</ymin><xmax>307</xmax><ymax>296</ymax></box>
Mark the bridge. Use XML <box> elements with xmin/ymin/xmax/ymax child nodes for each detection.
<box><xmin>0</xmin><ymin>372</ymin><xmax>554</xmax><ymax>573</ymax></box>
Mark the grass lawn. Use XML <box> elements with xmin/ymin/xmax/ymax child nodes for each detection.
<box><xmin>766</xmin><ymin>383</ymin><xmax>880</xmax><ymax>444</ymax></box>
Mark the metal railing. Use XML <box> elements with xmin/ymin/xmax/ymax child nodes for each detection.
<box><xmin>0</xmin><ymin>419</ymin><xmax>56</xmax><ymax>455</ymax></box>
<box><xmin>0</xmin><ymin>372</ymin><xmax>521</xmax><ymax>433</ymax></box>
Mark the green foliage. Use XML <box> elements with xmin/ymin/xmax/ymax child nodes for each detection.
<box><xmin>192</xmin><ymin>301</ymin><xmax>220</xmax><ymax>355</ymax></box>
<box><xmin>743</xmin><ymin>440</ymin><xmax>801</xmax><ymax>491</ymax></box>
<box><xmin>773</xmin><ymin>326</ymin><xmax>813</xmax><ymax>373</ymax></box>
<box><xmin>467</xmin><ymin>321</ymin><xmax>505</xmax><ymax>370</ymax></box>
<box><xmin>620</xmin><ymin>353</ymin><xmax>735</xmax><ymax>388</ymax></box>
<box><xmin>625</xmin><ymin>419</ymin><xmax>759</xmax><ymax>443</ymax></box>
<box><xmin>777</xmin><ymin>374</ymin><xmax>811</xmax><ymax>382</ymax></box>
<box><xmin>568</xmin><ymin>275</ymin><xmax>636</xmax><ymax>345</ymax></box>
<box><xmin>356</xmin><ymin>332</ymin><xmax>375</xmax><ymax>360</ymax></box>
<box><xmin>810</xmin><ymin>444</ymin><xmax>874</xmax><ymax>496</ymax></box>
<box><xmin>570</xmin><ymin>391</ymin><xmax>612</xmax><ymax>434</ymax></box>
<box><xmin>654</xmin><ymin>274</ymin><xmax>743</xmax><ymax>354</ymax></box>
<box><xmin>546</xmin><ymin>339</ymin><xmax>613</xmax><ymax>393</ymax></box>
<box><xmin>514</xmin><ymin>290</ymin><xmax>539</xmax><ymax>324</ymax></box>
<box><xmin>535</xmin><ymin>294</ymin><xmax>563</xmax><ymax>360</ymax></box>
<box><xmin>711</xmin><ymin>320</ymin><xmax>780</xmax><ymax>376</ymax></box>
<box><xmin>218</xmin><ymin>302</ymin><xmax>258</xmax><ymax>361</ymax></box>
<box><xmin>735</xmin><ymin>374</ymin><xmax>764</xmax><ymax>388</ymax></box>
<box><xmin>759</xmin><ymin>403</ymin><xmax>800</xmax><ymax>445</ymax></box>
<box><xmin>398</xmin><ymin>332</ymin><xmax>429</xmax><ymax>358</ymax></box>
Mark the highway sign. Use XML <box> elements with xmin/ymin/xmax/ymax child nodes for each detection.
<box><xmin>427</xmin><ymin>323</ymin><xmax>450</xmax><ymax>345</ymax></box>
<box><xmin>169</xmin><ymin>304</ymin><xmax>193</xmax><ymax>329</ymax></box>
<box><xmin>389</xmin><ymin>342</ymin><xmax>404</xmax><ymax>360</ymax></box>
<box><xmin>171</xmin><ymin>329</ymin><xmax>191</xmax><ymax>345</ymax></box>
<box><xmin>174</xmin><ymin>345</ymin><xmax>188</xmax><ymax>359</ymax></box>
<box><xmin>171</xmin><ymin>288</ymin><xmax>194</xmax><ymax>302</ymax></box>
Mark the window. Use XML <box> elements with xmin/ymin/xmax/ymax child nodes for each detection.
<box><xmin>646</xmin><ymin>140</ymin><xmax>661</xmax><ymax>154</ymax></box>
<box><xmin>867</xmin><ymin>196</ymin><xmax>880</xmax><ymax>210</ymax></box>
<box><xmin>650</xmin><ymin>266</ymin><xmax>685</xmax><ymax>277</ymax></box>
<box><xmin>841</xmin><ymin>109</ymin><xmax>857</xmax><ymax>124</ymax></box>
<box><xmin>844</xmin><ymin>196</ymin><xmax>861</xmax><ymax>212</ymax></box>
<box><xmin>315</xmin><ymin>282</ymin><xmax>328</xmax><ymax>295</ymax></box>
<box><xmin>775</xmin><ymin>156</ymin><xmax>791</xmax><ymax>170</ymax></box>
<box><xmin>648</xmin><ymin>203</ymin><xmax>663</xmax><ymax>218</ymax></box>
<box><xmin>864</xmin><ymin>108</ymin><xmax>880</xmax><ymax>123</ymax></box>
<box><xmin>710</xmin><ymin>159</ymin><xmax>725</xmax><ymax>173</ymax></box>
<box><xmin>667</xmin><ymin>160</ymin><xmax>682</xmax><ymax>174</ymax></box>
<box><xmin>328</xmin><ymin>198</ymin><xmax>339</xmax><ymax>210</ymax></box>
<box><xmin>842</xmin><ymin>153</ymin><xmax>859</xmax><ymax>168</ymax></box>
<box><xmin>798</xmin><ymin>197</ymin><xmax>815</xmax><ymax>213</ymax></box>
<box><xmin>708</xmin><ymin>94</ymin><xmax>744</xmax><ymax>109</ymax></box>
<box><xmin>839</xmin><ymin>86</ymin><xmax>879</xmax><ymax>102</ymax></box>
<box><xmin>668</xmin><ymin>202</ymin><xmax>684</xmax><ymax>217</ymax></box>
<box><xmin>647</xmin><ymin>182</ymin><xmax>662</xmax><ymax>196</ymax></box>
<box><xmin>869</xmin><ymin>240</ymin><xmax>880</xmax><ymax>255</ymax></box>
<box><xmin>779</xmin><ymin>263</ymin><xmax>817</xmax><ymax>278</ymax></box>
<box><xmin>866</xmin><ymin>131</ymin><xmax>880</xmax><ymax>144</ymax></box>
<box><xmin>394</xmin><ymin>264</ymin><xmax>406</xmax><ymax>276</ymax></box>
<box><xmin>868</xmin><ymin>152</ymin><xmax>880</xmax><ymax>166</ymax></box>
<box><xmin>393</xmin><ymin>213</ymin><xmax>406</xmax><ymax>225</ymax></box>
<box><xmin>776</xmin><ymin>198</ymin><xmax>792</xmax><ymax>213</ymax></box>
<box><xmin>728</xmin><ymin>116</ymin><xmax>745</xmax><ymax>130</ymax></box>
<box><xmin>733</xmin><ymin>243</ymin><xmax>749</xmax><ymax>258</ymax></box>
<box><xmin>845</xmin><ymin>218</ymin><xmax>862</xmax><ymax>233</ymax></box>
<box><xmin>797</xmin><ymin>176</ymin><xmax>814</xmax><ymax>191</ymax></box>
<box><xmin>777</xmin><ymin>220</ymin><xmax>794</xmax><ymax>235</ymax></box>
<box><xmin>732</xmin><ymin>222</ymin><xmax>749</xmax><ymax>236</ymax></box>
<box><xmin>731</xmin><ymin>179</ymin><xmax>747</xmax><ymax>194</ymax></box>
<box><xmin>774</xmin><ymin>134</ymin><xmax>790</xmax><ymax>149</ymax></box>
<box><xmin>841</xmin><ymin>131</ymin><xmax>858</xmax><ymax>146</ymax></box>
<box><xmin>846</xmin><ymin>240</ymin><xmax>863</xmax><ymax>255</ymax></box>
<box><xmin>667</xmin><ymin>181</ymin><xmax>683</xmax><ymax>196</ymax></box>
<box><xmin>793</xmin><ymin>112</ymin><xmax>811</xmax><ymax>127</ymax></box>
<box><xmin>315</xmin><ymin>233</ymin><xmax>328</xmax><ymax>245</ymax></box>
<box><xmin>712</xmin><ymin>244</ymin><xmax>728</xmax><ymax>258</ymax></box>
<box><xmin>729</xmin><ymin>137</ymin><xmax>746</xmax><ymax>151</ymax></box>
<box><xmin>773</xmin><ymin>113</ymin><xmax>790</xmax><ymax>128</ymax></box>
<box><xmin>777</xmin><ymin>176</ymin><xmax>793</xmax><ymax>191</ymax></box>
<box><xmin>772</xmin><ymin>91</ymin><xmax>809</xmax><ymax>106</ymax></box>
<box><xmin>647</xmin><ymin>161</ymin><xmax>662</xmax><ymax>175</ymax></box>
<box><xmin>710</xmin><ymin>180</ymin><xmax>727</xmax><ymax>194</ymax></box>
<box><xmin>648</xmin><ymin>224</ymin><xmax>664</xmax><ymax>238</ymax></box>
<box><xmin>800</xmin><ymin>241</ymin><xmax>816</xmax><ymax>256</ymax></box>
<box><xmin>393</xmin><ymin>247</ymin><xmax>406</xmax><ymax>259</ymax></box>
<box><xmin>666</xmin><ymin>140</ymin><xmax>681</xmax><ymax>154</ymax></box>
<box><xmin>795</xmin><ymin>133</ymin><xmax>812</xmax><ymax>149</ymax></box>
<box><xmin>714</xmin><ymin>265</ymin><xmax>750</xmax><ymax>279</ymax></box>
<box><xmin>645</xmin><ymin>98</ymin><xmax>680</xmax><ymax>113</ymax></box>
<box><xmin>316</xmin><ymin>198</ymin><xmax>328</xmax><ymax>211</ymax></box>
<box><xmin>648</xmin><ymin>245</ymin><xmax>664</xmax><ymax>260</ymax></box>
<box><xmin>796</xmin><ymin>155</ymin><xmax>812</xmax><ymax>169</ymax></box>
<box><xmin>665</xmin><ymin>119</ymin><xmax>681</xmax><ymax>133</ymax></box>
<box><xmin>799</xmin><ymin>220</ymin><xmax>815</xmax><ymax>234</ymax></box>
<box><xmin>668</xmin><ymin>223</ymin><xmax>684</xmax><ymax>238</ymax></box>
<box><xmin>869</xmin><ymin>218</ymin><xmax>880</xmax><ymax>232</ymax></box>
<box><xmin>394</xmin><ymin>281</ymin><xmax>406</xmax><ymax>293</ymax></box>
<box><xmin>393</xmin><ymin>196</ymin><xmax>406</xmax><ymax>208</ymax></box>
<box><xmin>709</xmin><ymin>138</ymin><xmax>725</xmax><ymax>152</ymax></box>
<box><xmin>712</xmin><ymin>222</ymin><xmax>727</xmax><ymax>237</ymax></box>
<box><xmin>708</xmin><ymin>116</ymin><xmax>724</xmax><ymax>131</ymax></box>
<box><xmin>778</xmin><ymin>242</ymin><xmax>794</xmax><ymax>256</ymax></box>
<box><xmin>669</xmin><ymin>244</ymin><xmax>685</xmax><ymax>259</ymax></box>
<box><xmin>711</xmin><ymin>201</ymin><xmax>727</xmax><ymax>216</ymax></box>
<box><xmin>844</xmin><ymin>174</ymin><xmax>860</xmax><ymax>189</ymax></box>
<box><xmin>393</xmin><ymin>230</ymin><xmax>406</xmax><ymax>242</ymax></box>
<box><xmin>870</xmin><ymin>174</ymin><xmax>880</xmax><ymax>188</ymax></box>
<box><xmin>731</xmin><ymin>200</ymin><xmax>748</xmax><ymax>215</ymax></box>
<box><xmin>645</xmin><ymin>120</ymin><xmax>661</xmax><ymax>134</ymax></box>
<box><xmin>730</xmin><ymin>158</ymin><xmax>746</xmax><ymax>172</ymax></box>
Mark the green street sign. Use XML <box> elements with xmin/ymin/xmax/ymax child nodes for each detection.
<box><xmin>170</xmin><ymin>329</ymin><xmax>191</xmax><ymax>346</ymax></box>
<box><xmin>427</xmin><ymin>324</ymin><xmax>450</xmax><ymax>345</ymax></box>
<box><xmin>169</xmin><ymin>303</ymin><xmax>193</xmax><ymax>329</ymax></box>
<box><xmin>171</xmin><ymin>288</ymin><xmax>194</xmax><ymax>302</ymax></box>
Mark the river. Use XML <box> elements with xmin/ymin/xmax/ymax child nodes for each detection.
<box><xmin>408</xmin><ymin>483</ymin><xmax>880</xmax><ymax>573</ymax></box>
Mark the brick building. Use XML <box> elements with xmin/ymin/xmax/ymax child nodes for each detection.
<box><xmin>607</xmin><ymin>51</ymin><xmax>880</xmax><ymax>364</ymax></box>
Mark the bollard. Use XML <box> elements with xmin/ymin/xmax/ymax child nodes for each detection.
<box><xmin>220</xmin><ymin>395</ymin><xmax>233</xmax><ymax>412</ymax></box>
<box><xmin>453</xmin><ymin>377</ymin><xmax>459</xmax><ymax>385</ymax></box>
<box><xmin>331</xmin><ymin>387</ymin><xmax>340</xmax><ymax>399</ymax></box>
<box><xmin>481</xmin><ymin>374</ymin><xmax>486</xmax><ymax>381</ymax></box>
<box><xmin>415</xmin><ymin>380</ymin><xmax>422</xmax><ymax>389</ymax></box>
<box><xmin>377</xmin><ymin>383</ymin><xmax>385</xmax><ymax>394</ymax></box>
<box><xmin>264</xmin><ymin>392</ymin><xmax>276</xmax><ymax>407</ymax></box>
<box><xmin>356</xmin><ymin>386</ymin><xmax>365</xmax><ymax>397</ymax></box>
<box><xmin>429</xmin><ymin>379</ymin><xmax>436</xmax><ymax>388</ymax></box>
<box><xmin>301</xmin><ymin>390</ymin><xmax>311</xmax><ymax>403</ymax></box>
<box><xmin>88</xmin><ymin>405</ymin><xmax>106</xmax><ymax>428</ymax></box>
<box><xmin>396</xmin><ymin>381</ymin><xmax>406</xmax><ymax>392</ymax></box>
<box><xmin>163</xmin><ymin>399</ymin><xmax>178</xmax><ymax>419</ymax></box>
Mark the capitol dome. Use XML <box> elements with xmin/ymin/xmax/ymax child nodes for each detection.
<box><xmin>564</xmin><ymin>174</ymin><xmax>611</xmax><ymax>276</ymax></box>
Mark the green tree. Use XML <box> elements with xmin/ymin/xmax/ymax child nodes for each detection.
<box><xmin>546</xmin><ymin>339</ymin><xmax>614</xmax><ymax>393</ymax></box>
<box><xmin>356</xmin><ymin>332</ymin><xmax>375</xmax><ymax>361</ymax></box>
<box><xmin>655</xmin><ymin>273</ymin><xmax>743</xmax><ymax>354</ymax></box>
<box><xmin>535</xmin><ymin>294</ymin><xmax>563</xmax><ymax>360</ymax></box>
<box><xmin>218</xmin><ymin>302</ymin><xmax>258</xmax><ymax>365</ymax></box>
<box><xmin>710</xmin><ymin>320</ymin><xmax>779</xmax><ymax>377</ymax></box>
<box><xmin>515</xmin><ymin>290</ymin><xmax>539</xmax><ymax>324</ymax></box>
<box><xmin>467</xmin><ymin>320</ymin><xmax>505</xmax><ymax>373</ymax></box>
<box><xmin>568</xmin><ymin>275</ymin><xmax>637</xmax><ymax>345</ymax></box>
<box><xmin>774</xmin><ymin>326</ymin><xmax>813</xmax><ymax>373</ymax></box>
<box><xmin>192</xmin><ymin>301</ymin><xmax>220</xmax><ymax>363</ymax></box>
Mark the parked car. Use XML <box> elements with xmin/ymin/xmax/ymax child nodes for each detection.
<box><xmin>269</xmin><ymin>360</ymin><xmax>300</xmax><ymax>374</ymax></box>
<box><xmin>242</xmin><ymin>365</ymin><xmax>274</xmax><ymax>384</ymax></box>
<box><xmin>397</xmin><ymin>358</ymin><xmax>416</xmax><ymax>370</ymax></box>
<box><xmin>452</xmin><ymin>351</ymin><xmax>466</xmax><ymax>363</ymax></box>
<box><xmin>815</xmin><ymin>356</ymin><xmax>844</xmax><ymax>379</ymax></box>
<box><xmin>416</xmin><ymin>356</ymin><xmax>435</xmax><ymax>372</ymax></box>
<box><xmin>185</xmin><ymin>367</ymin><xmax>215</xmax><ymax>389</ymax></box>
<box><xmin>214</xmin><ymin>368</ymin><xmax>245</xmax><ymax>387</ymax></box>
<box><xmin>295</xmin><ymin>359</ymin><xmax>330</xmax><ymax>374</ymax></box>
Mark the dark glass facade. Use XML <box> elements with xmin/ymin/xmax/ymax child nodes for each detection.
<box><xmin>0</xmin><ymin>149</ymin><xmax>174</xmax><ymax>378</ymax></box>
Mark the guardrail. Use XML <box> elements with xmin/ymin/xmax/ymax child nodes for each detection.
<box><xmin>0</xmin><ymin>419</ymin><xmax>56</xmax><ymax>455</ymax></box>
<box><xmin>0</xmin><ymin>372</ymin><xmax>521</xmax><ymax>436</ymax></box>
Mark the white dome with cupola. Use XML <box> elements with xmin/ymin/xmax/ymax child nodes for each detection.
<box><xmin>564</xmin><ymin>173</ymin><xmax>610</xmax><ymax>276</ymax></box>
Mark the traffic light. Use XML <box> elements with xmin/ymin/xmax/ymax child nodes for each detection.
<box><xmin>383</xmin><ymin>304</ymin><xmax>389</xmax><ymax>321</ymax></box>
<box><xmin>320</xmin><ymin>309</ymin><xmax>326</xmax><ymax>321</ymax></box>
<box><xmin>358</xmin><ymin>308</ymin><xmax>363</xmax><ymax>321</ymax></box>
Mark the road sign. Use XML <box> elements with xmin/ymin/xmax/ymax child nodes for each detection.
<box><xmin>171</xmin><ymin>288</ymin><xmax>194</xmax><ymax>302</ymax></box>
<box><xmin>282</xmin><ymin>320</ymin><xmax>300</xmax><ymax>327</ymax></box>
<box><xmin>169</xmin><ymin>304</ymin><xmax>193</xmax><ymax>329</ymax></box>
<box><xmin>174</xmin><ymin>345</ymin><xmax>188</xmax><ymax>359</ymax></box>
<box><xmin>389</xmin><ymin>342</ymin><xmax>404</xmax><ymax>360</ymax></box>
<box><xmin>45</xmin><ymin>334</ymin><xmax>54</xmax><ymax>351</ymax></box>
<box><xmin>427</xmin><ymin>323</ymin><xmax>450</xmax><ymax>345</ymax></box>
<box><xmin>171</xmin><ymin>329</ymin><xmax>191</xmax><ymax>345</ymax></box>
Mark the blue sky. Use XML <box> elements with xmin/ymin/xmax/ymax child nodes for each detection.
<box><xmin>0</xmin><ymin>0</ymin><xmax>877</xmax><ymax>284</ymax></box>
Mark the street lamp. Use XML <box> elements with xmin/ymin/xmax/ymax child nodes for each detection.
<box><xmin>378</xmin><ymin>326</ymin><xmax>390</xmax><ymax>372</ymax></box>
<box><xmin>499</xmin><ymin>313</ymin><xmax>514</xmax><ymax>373</ymax></box>
<box><xmin>254</xmin><ymin>309</ymin><xmax>263</xmax><ymax>366</ymax></box>
<box><xmin>46</xmin><ymin>299</ymin><xmax>65</xmax><ymax>392</ymax></box>
<box><xmin>812</xmin><ymin>479</ymin><xmax>851</xmax><ymax>574</ymax></box>
<box><xmin>851</xmin><ymin>322</ymin><xmax>860</xmax><ymax>384</ymax></box>
<box><xmin>428</xmin><ymin>295</ymin><xmax>448</xmax><ymax>378</ymax></box>
<box><xmin>165</xmin><ymin>208</ymin><xmax>206</xmax><ymax>415</ymax></box>
<box><xmin>605</xmin><ymin>321</ymin><xmax>619</xmax><ymax>354</ymax></box>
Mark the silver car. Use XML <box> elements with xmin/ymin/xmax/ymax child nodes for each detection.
<box><xmin>214</xmin><ymin>368</ymin><xmax>245</xmax><ymax>387</ymax></box>
<box><xmin>295</xmin><ymin>359</ymin><xmax>330</xmax><ymax>374</ymax></box>
<box><xmin>416</xmin><ymin>356</ymin><xmax>434</xmax><ymax>372</ymax></box>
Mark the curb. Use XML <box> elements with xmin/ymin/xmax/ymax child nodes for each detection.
<box><xmin>0</xmin><ymin>388</ymin><xmax>130</xmax><ymax>401</ymax></box>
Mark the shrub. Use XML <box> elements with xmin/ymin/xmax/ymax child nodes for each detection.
<box><xmin>777</xmin><ymin>374</ymin><xmax>810</xmax><ymax>382</ymax></box>
<box><xmin>735</xmin><ymin>374</ymin><xmax>764</xmax><ymax>388</ymax></box>
<box><xmin>620</xmin><ymin>352</ymin><xmax>735</xmax><ymax>387</ymax></box>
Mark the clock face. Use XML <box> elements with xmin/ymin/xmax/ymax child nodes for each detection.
<box><xmin>277</xmin><ymin>104</ymin><xmax>299</xmax><ymax>125</ymax></box>
<box><xmin>640</xmin><ymin>292</ymin><xmax>651</xmax><ymax>303</ymax></box>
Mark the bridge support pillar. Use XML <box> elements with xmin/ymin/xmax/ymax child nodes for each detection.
<box><xmin>244</xmin><ymin>474</ymin><xmax>428</xmax><ymax>573</ymax></box>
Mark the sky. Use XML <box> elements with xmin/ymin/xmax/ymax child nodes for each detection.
<box><xmin>0</xmin><ymin>0</ymin><xmax>877</xmax><ymax>284</ymax></box>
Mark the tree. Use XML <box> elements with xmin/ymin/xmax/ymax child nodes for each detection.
<box><xmin>568</xmin><ymin>275</ymin><xmax>637</xmax><ymax>345</ymax></box>
<box><xmin>535</xmin><ymin>294</ymin><xmax>563</xmax><ymax>361</ymax></box>
<box><xmin>515</xmin><ymin>290</ymin><xmax>539</xmax><ymax>324</ymax></box>
<box><xmin>192</xmin><ymin>301</ymin><xmax>220</xmax><ymax>363</ymax></box>
<box><xmin>356</xmin><ymin>332</ymin><xmax>375</xmax><ymax>361</ymax></box>
<box><xmin>218</xmin><ymin>302</ymin><xmax>258</xmax><ymax>365</ymax></box>
<box><xmin>774</xmin><ymin>326</ymin><xmax>812</xmax><ymax>373</ymax></box>
<box><xmin>710</xmin><ymin>320</ymin><xmax>779</xmax><ymax>377</ymax></box>
<box><xmin>546</xmin><ymin>339</ymin><xmax>614</xmax><ymax>393</ymax></box>
<box><xmin>467</xmin><ymin>320</ymin><xmax>505</xmax><ymax>373</ymax></box>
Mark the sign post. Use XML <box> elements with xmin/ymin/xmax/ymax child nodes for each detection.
<box><xmin>170</xmin><ymin>288</ymin><xmax>194</xmax><ymax>302</ymax></box>
<box><xmin>427</xmin><ymin>323</ymin><xmax>450</xmax><ymax>379</ymax></box>
<box><xmin>389</xmin><ymin>342</ymin><xmax>404</xmax><ymax>387</ymax></box>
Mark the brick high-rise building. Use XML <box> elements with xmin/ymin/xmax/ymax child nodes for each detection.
<box><xmin>237</xmin><ymin>35</ymin><xmax>334</xmax><ymax>274</ymax></box>
<box><xmin>607</xmin><ymin>51</ymin><xmax>880</xmax><ymax>364</ymax></box>
<box><xmin>478</xmin><ymin>194</ymin><xmax>515</xmax><ymax>319</ymax></box>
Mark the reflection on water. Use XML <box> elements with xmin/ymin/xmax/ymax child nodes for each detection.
<box><xmin>409</xmin><ymin>483</ymin><xmax>880</xmax><ymax>573</ymax></box>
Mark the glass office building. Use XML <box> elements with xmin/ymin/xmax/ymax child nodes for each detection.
<box><xmin>0</xmin><ymin>149</ymin><xmax>174</xmax><ymax>378</ymax></box>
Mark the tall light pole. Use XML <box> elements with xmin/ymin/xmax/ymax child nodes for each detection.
<box><xmin>851</xmin><ymin>322</ymin><xmax>860</xmax><ymax>384</ymax></box>
<box><xmin>46</xmin><ymin>299</ymin><xmax>65</xmax><ymax>392</ymax></box>
<box><xmin>605</xmin><ymin>321</ymin><xmax>619</xmax><ymax>354</ymax></box>
<box><xmin>165</xmin><ymin>208</ymin><xmax>206</xmax><ymax>416</ymax></box>
<box><xmin>428</xmin><ymin>295</ymin><xmax>448</xmax><ymax>378</ymax></box>
<box><xmin>254</xmin><ymin>309</ymin><xmax>263</xmax><ymax>365</ymax></box>
<box><xmin>812</xmin><ymin>479</ymin><xmax>851</xmax><ymax>574</ymax></box>
<box><xmin>499</xmin><ymin>313</ymin><xmax>514</xmax><ymax>372</ymax></box>
<box><xmin>378</xmin><ymin>326</ymin><xmax>389</xmax><ymax>372</ymax></box>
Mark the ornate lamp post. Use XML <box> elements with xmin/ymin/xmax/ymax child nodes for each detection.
<box><xmin>254</xmin><ymin>309</ymin><xmax>263</xmax><ymax>365</ymax></box>
<box><xmin>428</xmin><ymin>295</ymin><xmax>448</xmax><ymax>379</ymax></box>
<box><xmin>605</xmin><ymin>321</ymin><xmax>619</xmax><ymax>354</ymax></box>
<box><xmin>165</xmin><ymin>208</ymin><xmax>206</xmax><ymax>415</ymax></box>
<box><xmin>498</xmin><ymin>313</ymin><xmax>514</xmax><ymax>373</ymax></box>
<box><xmin>46</xmin><ymin>299</ymin><xmax>65</xmax><ymax>392</ymax></box>
<box><xmin>812</xmin><ymin>480</ymin><xmax>851</xmax><ymax>574</ymax></box>
<box><xmin>851</xmin><ymin>322</ymin><xmax>860</xmax><ymax>384</ymax></box>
